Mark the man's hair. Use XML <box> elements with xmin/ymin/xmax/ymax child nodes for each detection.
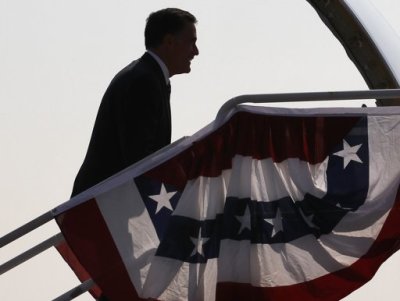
<box><xmin>145</xmin><ymin>8</ymin><xmax>197</xmax><ymax>49</ymax></box>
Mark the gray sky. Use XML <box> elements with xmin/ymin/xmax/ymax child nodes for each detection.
<box><xmin>1</xmin><ymin>1</ymin><xmax>399</xmax><ymax>300</ymax></box>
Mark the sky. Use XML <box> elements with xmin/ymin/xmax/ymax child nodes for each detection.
<box><xmin>1</xmin><ymin>0</ymin><xmax>400</xmax><ymax>300</ymax></box>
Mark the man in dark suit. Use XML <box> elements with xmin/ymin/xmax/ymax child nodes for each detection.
<box><xmin>71</xmin><ymin>8</ymin><xmax>199</xmax><ymax>196</ymax></box>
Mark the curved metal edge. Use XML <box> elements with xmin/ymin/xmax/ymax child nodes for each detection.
<box><xmin>306</xmin><ymin>0</ymin><xmax>400</xmax><ymax>106</ymax></box>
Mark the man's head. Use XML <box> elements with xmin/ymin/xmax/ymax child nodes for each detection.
<box><xmin>145</xmin><ymin>8</ymin><xmax>199</xmax><ymax>76</ymax></box>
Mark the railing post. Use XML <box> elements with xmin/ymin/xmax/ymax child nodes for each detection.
<box><xmin>52</xmin><ymin>279</ymin><xmax>95</xmax><ymax>301</ymax></box>
<box><xmin>0</xmin><ymin>232</ymin><xmax>64</xmax><ymax>275</ymax></box>
<box><xmin>0</xmin><ymin>210</ymin><xmax>54</xmax><ymax>248</ymax></box>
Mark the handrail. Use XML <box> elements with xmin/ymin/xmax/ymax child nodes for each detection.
<box><xmin>0</xmin><ymin>210</ymin><xmax>54</xmax><ymax>248</ymax></box>
<box><xmin>216</xmin><ymin>89</ymin><xmax>400</xmax><ymax>122</ymax></box>
<box><xmin>52</xmin><ymin>279</ymin><xmax>95</xmax><ymax>301</ymax></box>
<box><xmin>0</xmin><ymin>232</ymin><xmax>64</xmax><ymax>275</ymax></box>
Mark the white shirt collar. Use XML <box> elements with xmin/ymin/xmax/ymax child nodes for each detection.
<box><xmin>147</xmin><ymin>50</ymin><xmax>170</xmax><ymax>85</ymax></box>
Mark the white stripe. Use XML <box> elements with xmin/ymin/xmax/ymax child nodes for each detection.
<box><xmin>227</xmin><ymin>155</ymin><xmax>328</xmax><ymax>201</ymax></box>
<box><xmin>217</xmin><ymin>238</ymin><xmax>333</xmax><ymax>286</ymax></box>
<box><xmin>172</xmin><ymin>170</ymin><xmax>231</xmax><ymax>220</ymax></box>
<box><xmin>96</xmin><ymin>180</ymin><xmax>159</xmax><ymax>295</ymax></box>
<box><xmin>172</xmin><ymin>155</ymin><xmax>328</xmax><ymax>221</ymax></box>
<box><xmin>141</xmin><ymin>258</ymin><xmax>218</xmax><ymax>301</ymax></box>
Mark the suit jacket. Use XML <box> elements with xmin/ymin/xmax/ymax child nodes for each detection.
<box><xmin>71</xmin><ymin>52</ymin><xmax>171</xmax><ymax>196</ymax></box>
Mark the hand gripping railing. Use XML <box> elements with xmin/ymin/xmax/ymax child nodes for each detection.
<box><xmin>2</xmin><ymin>88</ymin><xmax>400</xmax><ymax>300</ymax></box>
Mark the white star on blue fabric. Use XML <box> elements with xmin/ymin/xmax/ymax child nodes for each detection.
<box><xmin>235</xmin><ymin>205</ymin><xmax>251</xmax><ymax>234</ymax></box>
<box><xmin>264</xmin><ymin>207</ymin><xmax>284</xmax><ymax>237</ymax></box>
<box><xmin>148</xmin><ymin>183</ymin><xmax>176</xmax><ymax>214</ymax></box>
<box><xmin>298</xmin><ymin>208</ymin><xmax>320</xmax><ymax>230</ymax></box>
<box><xmin>333</xmin><ymin>139</ymin><xmax>363</xmax><ymax>169</ymax></box>
<box><xmin>190</xmin><ymin>231</ymin><xmax>209</xmax><ymax>257</ymax></box>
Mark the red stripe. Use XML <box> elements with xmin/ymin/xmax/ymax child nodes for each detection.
<box><xmin>146</xmin><ymin>112</ymin><xmax>360</xmax><ymax>189</ymax></box>
<box><xmin>216</xmin><ymin>185</ymin><xmax>400</xmax><ymax>301</ymax></box>
<box><xmin>56</xmin><ymin>241</ymin><xmax>103</xmax><ymax>298</ymax></box>
<box><xmin>56</xmin><ymin>198</ymin><xmax>145</xmax><ymax>301</ymax></box>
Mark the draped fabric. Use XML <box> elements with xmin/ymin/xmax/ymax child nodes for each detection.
<box><xmin>55</xmin><ymin>105</ymin><xmax>400</xmax><ymax>301</ymax></box>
